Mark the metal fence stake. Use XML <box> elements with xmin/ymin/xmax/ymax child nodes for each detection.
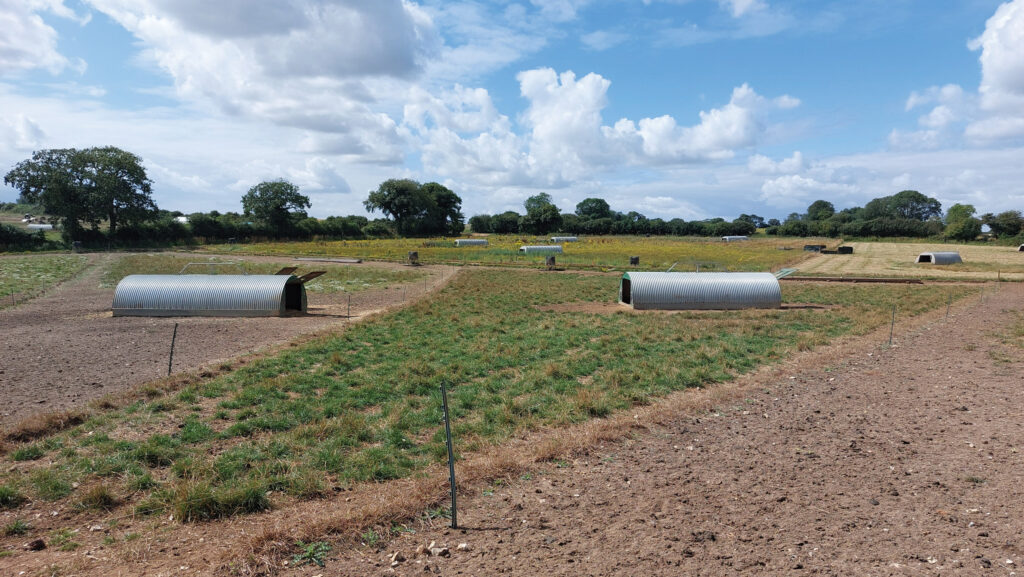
<box><xmin>440</xmin><ymin>382</ymin><xmax>457</xmax><ymax>529</ymax></box>
<box><xmin>167</xmin><ymin>323</ymin><xmax>179</xmax><ymax>376</ymax></box>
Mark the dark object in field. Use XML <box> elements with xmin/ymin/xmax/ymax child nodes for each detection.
<box><xmin>297</xmin><ymin>271</ymin><xmax>327</xmax><ymax>283</ymax></box>
<box><xmin>629</xmin><ymin>256</ymin><xmax>640</xmax><ymax>266</ymax></box>
<box><xmin>803</xmin><ymin>244</ymin><xmax>827</xmax><ymax>252</ymax></box>
<box><xmin>837</xmin><ymin>246</ymin><xmax>854</xmax><ymax>254</ymax></box>
<box><xmin>546</xmin><ymin>256</ymin><xmax>556</xmax><ymax>269</ymax></box>
<box><xmin>408</xmin><ymin>251</ymin><xmax>420</xmax><ymax>265</ymax></box>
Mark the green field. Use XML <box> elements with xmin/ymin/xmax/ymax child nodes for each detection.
<box><xmin>99</xmin><ymin>253</ymin><xmax>426</xmax><ymax>293</ymax></box>
<box><xmin>0</xmin><ymin>268</ymin><xmax>976</xmax><ymax>522</ymax></box>
<box><xmin>0</xmin><ymin>254</ymin><xmax>87</xmax><ymax>307</ymax></box>
<box><xmin>196</xmin><ymin>235</ymin><xmax>833</xmax><ymax>272</ymax></box>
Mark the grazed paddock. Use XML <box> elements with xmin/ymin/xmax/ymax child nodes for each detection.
<box><xmin>796</xmin><ymin>241</ymin><xmax>1024</xmax><ymax>280</ymax></box>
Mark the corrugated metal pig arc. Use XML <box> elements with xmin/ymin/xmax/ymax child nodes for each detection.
<box><xmin>112</xmin><ymin>274</ymin><xmax>307</xmax><ymax>317</ymax></box>
<box><xmin>619</xmin><ymin>272</ymin><xmax>782</xmax><ymax>310</ymax></box>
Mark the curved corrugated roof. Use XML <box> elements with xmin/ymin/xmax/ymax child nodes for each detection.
<box><xmin>550</xmin><ymin>236</ymin><xmax>578</xmax><ymax>242</ymax></box>
<box><xmin>519</xmin><ymin>245</ymin><xmax>563</xmax><ymax>253</ymax></box>
<box><xmin>619</xmin><ymin>272</ymin><xmax>781</xmax><ymax>310</ymax></box>
<box><xmin>915</xmin><ymin>251</ymin><xmax>962</xmax><ymax>265</ymax></box>
<box><xmin>455</xmin><ymin>238</ymin><xmax>488</xmax><ymax>246</ymax></box>
<box><xmin>112</xmin><ymin>274</ymin><xmax>306</xmax><ymax>317</ymax></box>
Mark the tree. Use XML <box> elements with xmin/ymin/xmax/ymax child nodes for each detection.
<box><xmin>863</xmin><ymin>190</ymin><xmax>941</xmax><ymax>221</ymax></box>
<box><xmin>806</xmin><ymin>200</ymin><xmax>835</xmax><ymax>221</ymax></box>
<box><xmin>944</xmin><ymin>203</ymin><xmax>981</xmax><ymax>241</ymax></box>
<box><xmin>468</xmin><ymin>214</ymin><xmax>492</xmax><ymax>233</ymax></box>
<box><xmin>364</xmin><ymin>179</ymin><xmax>463</xmax><ymax>236</ymax></box>
<box><xmin>242</xmin><ymin>180</ymin><xmax>311</xmax><ymax>235</ymax></box>
<box><xmin>736</xmin><ymin>213</ymin><xmax>766</xmax><ymax>228</ymax></box>
<box><xmin>575</xmin><ymin>197</ymin><xmax>612</xmax><ymax>221</ymax></box>
<box><xmin>4</xmin><ymin>147</ymin><xmax>157</xmax><ymax>240</ymax></box>
<box><xmin>420</xmin><ymin>182</ymin><xmax>465</xmax><ymax>236</ymax></box>
<box><xmin>982</xmin><ymin>210</ymin><xmax>1024</xmax><ymax>237</ymax></box>
<box><xmin>491</xmin><ymin>211</ymin><xmax>522</xmax><ymax>234</ymax></box>
<box><xmin>520</xmin><ymin>193</ymin><xmax>562</xmax><ymax>234</ymax></box>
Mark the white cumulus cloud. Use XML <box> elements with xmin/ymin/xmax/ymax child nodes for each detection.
<box><xmin>0</xmin><ymin>0</ymin><xmax>87</xmax><ymax>74</ymax></box>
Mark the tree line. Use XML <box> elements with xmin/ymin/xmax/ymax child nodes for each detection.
<box><xmin>3</xmin><ymin>147</ymin><xmax>1024</xmax><ymax>251</ymax></box>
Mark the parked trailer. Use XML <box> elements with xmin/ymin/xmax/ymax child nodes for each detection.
<box><xmin>112</xmin><ymin>274</ymin><xmax>307</xmax><ymax>317</ymax></box>
<box><xmin>519</xmin><ymin>245</ymin><xmax>563</xmax><ymax>254</ymax></box>
<box><xmin>455</xmin><ymin>238</ymin><xmax>489</xmax><ymax>247</ymax></box>
<box><xmin>915</xmin><ymin>251</ymin><xmax>962</xmax><ymax>265</ymax></box>
<box><xmin>619</xmin><ymin>272</ymin><xmax>781</xmax><ymax>310</ymax></box>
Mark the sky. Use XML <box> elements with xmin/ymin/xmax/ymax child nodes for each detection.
<box><xmin>1</xmin><ymin>0</ymin><xmax>1023</xmax><ymax>222</ymax></box>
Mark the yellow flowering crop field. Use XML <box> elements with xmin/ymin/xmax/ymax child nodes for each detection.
<box><xmin>198</xmin><ymin>235</ymin><xmax>831</xmax><ymax>272</ymax></box>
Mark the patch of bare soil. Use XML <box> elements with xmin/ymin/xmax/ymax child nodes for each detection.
<box><xmin>0</xmin><ymin>253</ymin><xmax>451</xmax><ymax>428</ymax></box>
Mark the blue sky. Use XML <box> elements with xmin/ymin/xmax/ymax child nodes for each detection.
<box><xmin>2</xmin><ymin>0</ymin><xmax>1023</xmax><ymax>222</ymax></box>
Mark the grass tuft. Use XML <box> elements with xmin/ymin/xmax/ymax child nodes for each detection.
<box><xmin>75</xmin><ymin>485</ymin><xmax>120</xmax><ymax>511</ymax></box>
<box><xmin>0</xmin><ymin>484</ymin><xmax>27</xmax><ymax>509</ymax></box>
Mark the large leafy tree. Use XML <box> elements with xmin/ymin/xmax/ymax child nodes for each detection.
<box><xmin>863</xmin><ymin>190</ymin><xmax>942</xmax><ymax>221</ymax></box>
<box><xmin>944</xmin><ymin>203</ymin><xmax>982</xmax><ymax>241</ymax></box>
<box><xmin>520</xmin><ymin>192</ymin><xmax>562</xmax><ymax>234</ymax></box>
<box><xmin>806</xmin><ymin>199</ymin><xmax>835</xmax><ymax>221</ymax></box>
<box><xmin>364</xmin><ymin>179</ymin><xmax>463</xmax><ymax>236</ymax></box>
<box><xmin>242</xmin><ymin>179</ymin><xmax>311</xmax><ymax>235</ymax></box>
<box><xmin>4</xmin><ymin>146</ymin><xmax>156</xmax><ymax>240</ymax></box>
<box><xmin>575</xmin><ymin>197</ymin><xmax>612</xmax><ymax>220</ymax></box>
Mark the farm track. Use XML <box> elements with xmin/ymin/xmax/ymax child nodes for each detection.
<box><xmin>0</xmin><ymin>253</ymin><xmax>452</xmax><ymax>428</ymax></box>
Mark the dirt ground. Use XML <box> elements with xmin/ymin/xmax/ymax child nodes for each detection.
<box><xmin>0</xmin><ymin>270</ymin><xmax>1021</xmax><ymax>577</ymax></box>
<box><xmin>0</xmin><ymin>252</ymin><xmax>451</xmax><ymax>428</ymax></box>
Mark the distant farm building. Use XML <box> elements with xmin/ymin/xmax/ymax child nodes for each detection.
<box><xmin>619</xmin><ymin>272</ymin><xmax>782</xmax><ymax>310</ymax></box>
<box><xmin>915</xmin><ymin>251</ymin><xmax>963</xmax><ymax>265</ymax></box>
<box><xmin>455</xmin><ymin>238</ymin><xmax>488</xmax><ymax>247</ymax></box>
<box><xmin>112</xmin><ymin>274</ymin><xmax>307</xmax><ymax>317</ymax></box>
<box><xmin>551</xmin><ymin>236</ymin><xmax>578</xmax><ymax>243</ymax></box>
<box><xmin>721</xmin><ymin>235</ymin><xmax>749</xmax><ymax>242</ymax></box>
<box><xmin>519</xmin><ymin>245</ymin><xmax>563</xmax><ymax>254</ymax></box>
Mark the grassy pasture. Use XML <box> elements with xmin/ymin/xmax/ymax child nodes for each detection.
<box><xmin>796</xmin><ymin>241</ymin><xmax>1024</xmax><ymax>281</ymax></box>
<box><xmin>196</xmin><ymin>235</ymin><xmax>832</xmax><ymax>272</ymax></box>
<box><xmin>99</xmin><ymin>253</ymin><xmax>425</xmax><ymax>293</ymax></box>
<box><xmin>0</xmin><ymin>254</ymin><xmax>87</xmax><ymax>307</ymax></box>
<box><xmin>0</xmin><ymin>268</ymin><xmax>976</xmax><ymax>523</ymax></box>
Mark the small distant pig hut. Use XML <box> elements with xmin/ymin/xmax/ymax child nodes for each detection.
<box><xmin>519</xmin><ymin>245</ymin><xmax>563</xmax><ymax>254</ymax></box>
<box><xmin>455</xmin><ymin>238</ymin><xmax>488</xmax><ymax>247</ymax></box>
<box><xmin>914</xmin><ymin>251</ymin><xmax>962</xmax><ymax>265</ymax></box>
<box><xmin>619</xmin><ymin>272</ymin><xmax>782</xmax><ymax>310</ymax></box>
<box><xmin>112</xmin><ymin>274</ymin><xmax>308</xmax><ymax>317</ymax></box>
